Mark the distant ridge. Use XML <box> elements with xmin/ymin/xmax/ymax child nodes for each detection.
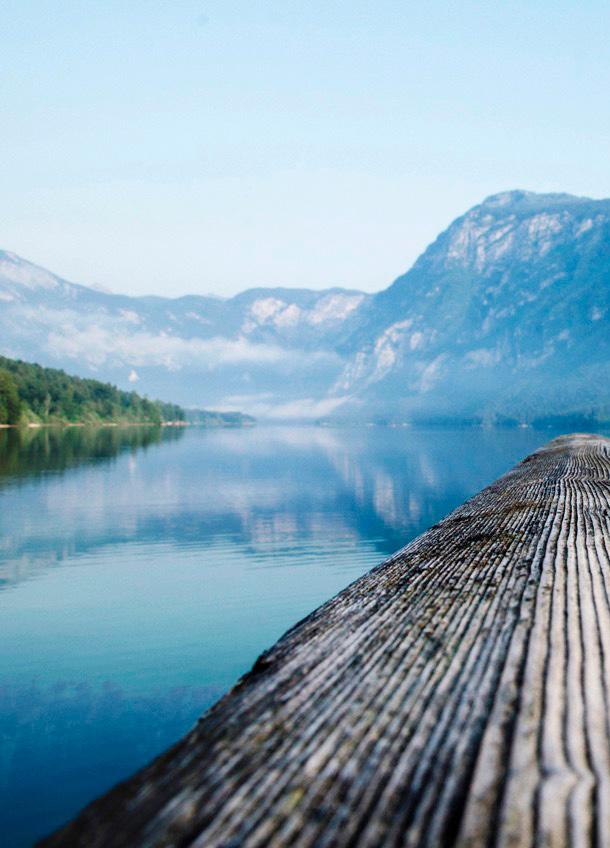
<box><xmin>480</xmin><ymin>188</ymin><xmax>598</xmax><ymax>208</ymax></box>
<box><xmin>0</xmin><ymin>249</ymin><xmax>369</xmax><ymax>419</ymax></box>
<box><xmin>1</xmin><ymin>189</ymin><xmax>610</xmax><ymax>424</ymax></box>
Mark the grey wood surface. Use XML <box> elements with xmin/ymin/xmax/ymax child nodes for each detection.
<box><xmin>40</xmin><ymin>433</ymin><xmax>610</xmax><ymax>847</ymax></box>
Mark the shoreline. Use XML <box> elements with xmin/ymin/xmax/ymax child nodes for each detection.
<box><xmin>0</xmin><ymin>419</ymin><xmax>257</xmax><ymax>430</ymax></box>
<box><xmin>0</xmin><ymin>420</ymin><xmax>187</xmax><ymax>429</ymax></box>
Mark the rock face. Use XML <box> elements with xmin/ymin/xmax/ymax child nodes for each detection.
<box><xmin>38</xmin><ymin>434</ymin><xmax>610</xmax><ymax>847</ymax></box>
<box><xmin>2</xmin><ymin>190</ymin><xmax>610</xmax><ymax>422</ymax></box>
<box><xmin>334</xmin><ymin>191</ymin><xmax>610</xmax><ymax>423</ymax></box>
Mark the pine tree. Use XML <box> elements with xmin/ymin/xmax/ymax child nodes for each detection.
<box><xmin>0</xmin><ymin>369</ymin><xmax>22</xmax><ymax>425</ymax></box>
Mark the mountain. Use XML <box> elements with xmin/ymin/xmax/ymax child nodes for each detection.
<box><xmin>333</xmin><ymin>190</ymin><xmax>610</xmax><ymax>425</ymax></box>
<box><xmin>1</xmin><ymin>189</ymin><xmax>609</xmax><ymax>424</ymax></box>
<box><xmin>0</xmin><ymin>250</ymin><xmax>368</xmax><ymax>418</ymax></box>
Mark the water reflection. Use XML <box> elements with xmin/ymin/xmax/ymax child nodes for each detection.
<box><xmin>1</xmin><ymin>423</ymin><xmax>599</xmax><ymax>846</ymax></box>
<box><xmin>0</xmin><ymin>425</ymin><xmax>182</xmax><ymax>488</ymax></box>
<box><xmin>0</xmin><ymin>424</ymin><xmax>584</xmax><ymax>592</ymax></box>
<box><xmin>0</xmin><ymin>426</ymin><xmax>184</xmax><ymax>589</ymax></box>
<box><xmin>1</xmin><ymin>424</ymin><xmax>561</xmax><ymax>591</ymax></box>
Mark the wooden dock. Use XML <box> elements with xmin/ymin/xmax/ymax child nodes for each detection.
<box><xmin>41</xmin><ymin>433</ymin><xmax>610</xmax><ymax>847</ymax></box>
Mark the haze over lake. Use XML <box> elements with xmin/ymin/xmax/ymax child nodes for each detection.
<box><xmin>1</xmin><ymin>423</ymin><xmax>600</xmax><ymax>847</ymax></box>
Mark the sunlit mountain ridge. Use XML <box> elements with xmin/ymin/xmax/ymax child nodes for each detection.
<box><xmin>2</xmin><ymin>190</ymin><xmax>609</xmax><ymax>425</ymax></box>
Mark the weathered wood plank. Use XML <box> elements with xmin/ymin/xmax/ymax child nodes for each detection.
<box><xmin>40</xmin><ymin>433</ymin><xmax>610</xmax><ymax>847</ymax></box>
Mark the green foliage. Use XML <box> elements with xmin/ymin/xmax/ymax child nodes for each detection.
<box><xmin>0</xmin><ymin>368</ymin><xmax>23</xmax><ymax>425</ymax></box>
<box><xmin>185</xmin><ymin>408</ymin><xmax>256</xmax><ymax>427</ymax></box>
<box><xmin>0</xmin><ymin>356</ymin><xmax>185</xmax><ymax>425</ymax></box>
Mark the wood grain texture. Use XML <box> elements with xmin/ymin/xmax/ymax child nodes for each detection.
<box><xmin>40</xmin><ymin>433</ymin><xmax>610</xmax><ymax>848</ymax></box>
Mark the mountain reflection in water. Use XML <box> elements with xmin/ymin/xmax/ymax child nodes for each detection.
<box><xmin>0</xmin><ymin>423</ymin><xmax>587</xmax><ymax>846</ymax></box>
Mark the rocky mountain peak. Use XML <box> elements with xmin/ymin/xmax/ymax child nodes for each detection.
<box><xmin>0</xmin><ymin>251</ymin><xmax>64</xmax><ymax>293</ymax></box>
<box><xmin>477</xmin><ymin>189</ymin><xmax>588</xmax><ymax>211</ymax></box>
<box><xmin>414</xmin><ymin>190</ymin><xmax>610</xmax><ymax>276</ymax></box>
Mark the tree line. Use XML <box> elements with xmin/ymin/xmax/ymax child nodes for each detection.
<box><xmin>0</xmin><ymin>355</ymin><xmax>185</xmax><ymax>426</ymax></box>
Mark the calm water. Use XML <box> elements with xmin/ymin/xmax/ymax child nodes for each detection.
<box><xmin>0</xmin><ymin>423</ymin><xmax>588</xmax><ymax>845</ymax></box>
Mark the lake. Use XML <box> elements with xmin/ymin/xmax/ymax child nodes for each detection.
<box><xmin>0</xmin><ymin>423</ymin><xmax>589</xmax><ymax>846</ymax></box>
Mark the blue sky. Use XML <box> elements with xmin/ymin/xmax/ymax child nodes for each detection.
<box><xmin>1</xmin><ymin>1</ymin><xmax>610</xmax><ymax>297</ymax></box>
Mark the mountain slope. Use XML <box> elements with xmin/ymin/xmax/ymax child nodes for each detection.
<box><xmin>334</xmin><ymin>190</ymin><xmax>610</xmax><ymax>424</ymax></box>
<box><xmin>2</xmin><ymin>189</ymin><xmax>609</xmax><ymax>423</ymax></box>
<box><xmin>0</xmin><ymin>251</ymin><xmax>369</xmax><ymax>417</ymax></box>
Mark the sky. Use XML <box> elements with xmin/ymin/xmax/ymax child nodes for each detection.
<box><xmin>1</xmin><ymin>1</ymin><xmax>610</xmax><ymax>298</ymax></box>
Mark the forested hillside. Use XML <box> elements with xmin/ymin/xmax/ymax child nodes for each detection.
<box><xmin>185</xmin><ymin>408</ymin><xmax>255</xmax><ymax>427</ymax></box>
<box><xmin>0</xmin><ymin>356</ymin><xmax>184</xmax><ymax>425</ymax></box>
